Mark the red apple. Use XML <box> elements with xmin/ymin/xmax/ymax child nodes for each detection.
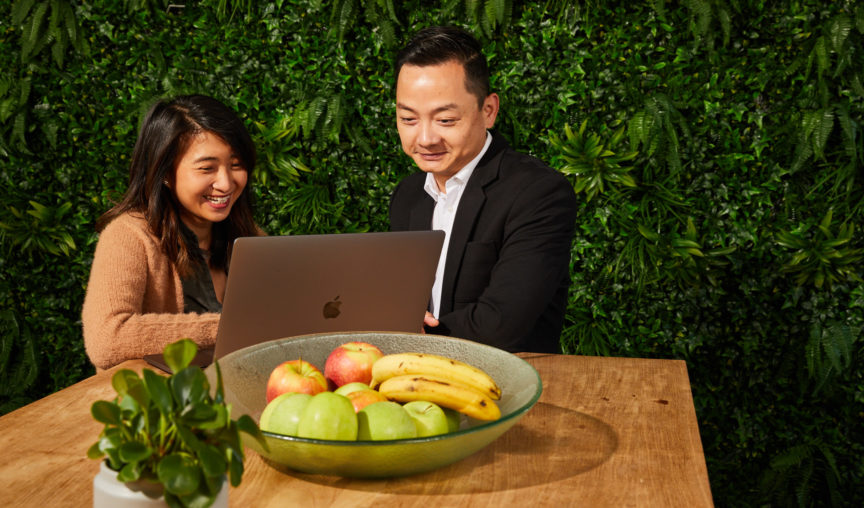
<box><xmin>346</xmin><ymin>389</ymin><xmax>388</xmax><ymax>413</ymax></box>
<box><xmin>266</xmin><ymin>359</ymin><xmax>327</xmax><ymax>403</ymax></box>
<box><xmin>324</xmin><ymin>342</ymin><xmax>384</xmax><ymax>388</ymax></box>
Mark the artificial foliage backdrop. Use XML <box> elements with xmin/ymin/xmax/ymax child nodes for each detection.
<box><xmin>1</xmin><ymin>1</ymin><xmax>863</xmax><ymax>505</ymax></box>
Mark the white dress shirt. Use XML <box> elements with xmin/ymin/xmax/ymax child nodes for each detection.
<box><xmin>423</xmin><ymin>132</ymin><xmax>493</xmax><ymax>318</ymax></box>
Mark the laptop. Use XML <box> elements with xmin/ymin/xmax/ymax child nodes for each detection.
<box><xmin>144</xmin><ymin>230</ymin><xmax>444</xmax><ymax>372</ymax></box>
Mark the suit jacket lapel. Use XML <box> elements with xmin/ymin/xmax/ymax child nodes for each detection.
<box><xmin>408</xmin><ymin>194</ymin><xmax>434</xmax><ymax>230</ymax></box>
<box><xmin>439</xmin><ymin>134</ymin><xmax>506</xmax><ymax>313</ymax></box>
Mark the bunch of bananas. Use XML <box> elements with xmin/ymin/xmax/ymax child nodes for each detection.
<box><xmin>370</xmin><ymin>353</ymin><xmax>502</xmax><ymax>421</ymax></box>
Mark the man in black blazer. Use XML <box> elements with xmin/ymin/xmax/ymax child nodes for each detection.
<box><xmin>390</xmin><ymin>26</ymin><xmax>578</xmax><ymax>354</ymax></box>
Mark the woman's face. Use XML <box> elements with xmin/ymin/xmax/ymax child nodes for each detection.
<box><xmin>170</xmin><ymin>130</ymin><xmax>248</xmax><ymax>239</ymax></box>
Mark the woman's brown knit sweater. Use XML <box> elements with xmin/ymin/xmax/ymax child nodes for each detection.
<box><xmin>82</xmin><ymin>212</ymin><xmax>219</xmax><ymax>369</ymax></box>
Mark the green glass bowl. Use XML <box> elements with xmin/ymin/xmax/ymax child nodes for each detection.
<box><xmin>204</xmin><ymin>332</ymin><xmax>542</xmax><ymax>478</ymax></box>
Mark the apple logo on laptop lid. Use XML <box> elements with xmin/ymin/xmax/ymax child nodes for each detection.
<box><xmin>323</xmin><ymin>296</ymin><xmax>341</xmax><ymax>319</ymax></box>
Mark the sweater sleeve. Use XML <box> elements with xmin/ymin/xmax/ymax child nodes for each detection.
<box><xmin>82</xmin><ymin>216</ymin><xmax>220</xmax><ymax>369</ymax></box>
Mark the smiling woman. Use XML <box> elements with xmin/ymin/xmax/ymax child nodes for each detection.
<box><xmin>81</xmin><ymin>95</ymin><xmax>264</xmax><ymax>370</ymax></box>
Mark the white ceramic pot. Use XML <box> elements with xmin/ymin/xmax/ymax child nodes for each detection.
<box><xmin>93</xmin><ymin>462</ymin><xmax>229</xmax><ymax>507</ymax></box>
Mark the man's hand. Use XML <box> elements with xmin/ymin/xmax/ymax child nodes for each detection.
<box><xmin>423</xmin><ymin>311</ymin><xmax>440</xmax><ymax>332</ymax></box>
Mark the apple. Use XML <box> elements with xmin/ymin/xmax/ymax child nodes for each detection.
<box><xmin>333</xmin><ymin>382</ymin><xmax>372</xmax><ymax>397</ymax></box>
<box><xmin>403</xmin><ymin>401</ymin><xmax>450</xmax><ymax>437</ymax></box>
<box><xmin>443</xmin><ymin>407</ymin><xmax>462</xmax><ymax>432</ymax></box>
<box><xmin>259</xmin><ymin>392</ymin><xmax>312</xmax><ymax>436</ymax></box>
<box><xmin>357</xmin><ymin>401</ymin><xmax>417</xmax><ymax>441</ymax></box>
<box><xmin>346</xmin><ymin>389</ymin><xmax>388</xmax><ymax>412</ymax></box>
<box><xmin>324</xmin><ymin>341</ymin><xmax>384</xmax><ymax>388</ymax></box>
<box><xmin>266</xmin><ymin>359</ymin><xmax>327</xmax><ymax>403</ymax></box>
<box><xmin>296</xmin><ymin>392</ymin><xmax>358</xmax><ymax>441</ymax></box>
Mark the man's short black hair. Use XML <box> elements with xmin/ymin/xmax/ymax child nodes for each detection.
<box><xmin>395</xmin><ymin>26</ymin><xmax>490</xmax><ymax>107</ymax></box>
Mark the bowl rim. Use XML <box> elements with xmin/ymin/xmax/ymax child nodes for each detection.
<box><xmin>213</xmin><ymin>331</ymin><xmax>544</xmax><ymax>446</ymax></box>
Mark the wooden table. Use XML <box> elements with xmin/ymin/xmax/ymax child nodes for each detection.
<box><xmin>0</xmin><ymin>354</ymin><xmax>713</xmax><ymax>507</ymax></box>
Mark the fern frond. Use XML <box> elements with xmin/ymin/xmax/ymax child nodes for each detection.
<box><xmin>811</xmin><ymin>36</ymin><xmax>828</xmax><ymax>77</ymax></box>
<box><xmin>332</xmin><ymin>0</ymin><xmax>356</xmax><ymax>43</ymax></box>
<box><xmin>62</xmin><ymin>0</ymin><xmax>76</xmax><ymax>43</ymax></box>
<box><xmin>19</xmin><ymin>78</ymin><xmax>31</xmax><ymax>106</ymax></box>
<box><xmin>811</xmin><ymin>108</ymin><xmax>834</xmax><ymax>159</ymax></box>
<box><xmin>49</xmin><ymin>0</ymin><xmax>61</xmax><ymax>34</ymax></box>
<box><xmin>326</xmin><ymin>94</ymin><xmax>344</xmax><ymax>141</ymax></box>
<box><xmin>13</xmin><ymin>112</ymin><xmax>27</xmax><ymax>145</ymax></box>
<box><xmin>685</xmin><ymin>0</ymin><xmax>711</xmax><ymax>39</ymax></box>
<box><xmin>718</xmin><ymin>7</ymin><xmax>731</xmax><ymax>47</ymax></box>
<box><xmin>770</xmin><ymin>443</ymin><xmax>813</xmax><ymax>470</ymax></box>
<box><xmin>827</xmin><ymin>14</ymin><xmax>852</xmax><ymax>53</ymax></box>
<box><xmin>28</xmin><ymin>1</ymin><xmax>50</xmax><ymax>49</ymax></box>
<box><xmin>380</xmin><ymin>0</ymin><xmax>399</xmax><ymax>24</ymax></box>
<box><xmin>377</xmin><ymin>18</ymin><xmax>397</xmax><ymax>47</ymax></box>
<box><xmin>823</xmin><ymin>323</ymin><xmax>855</xmax><ymax>372</ymax></box>
<box><xmin>442</xmin><ymin>0</ymin><xmax>461</xmax><ymax>15</ymax></box>
<box><xmin>628</xmin><ymin>111</ymin><xmax>651</xmax><ymax>150</ymax></box>
<box><xmin>12</xmin><ymin>0</ymin><xmax>37</xmax><ymax>26</ymax></box>
<box><xmin>0</xmin><ymin>99</ymin><xmax>15</xmax><ymax>123</ymax></box>
<box><xmin>835</xmin><ymin>105</ymin><xmax>857</xmax><ymax>161</ymax></box>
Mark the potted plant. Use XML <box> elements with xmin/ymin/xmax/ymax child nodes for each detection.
<box><xmin>88</xmin><ymin>339</ymin><xmax>267</xmax><ymax>507</ymax></box>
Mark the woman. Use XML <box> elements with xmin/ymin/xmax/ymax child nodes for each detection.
<box><xmin>82</xmin><ymin>95</ymin><xmax>261</xmax><ymax>369</ymax></box>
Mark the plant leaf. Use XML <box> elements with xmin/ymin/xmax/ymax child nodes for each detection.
<box><xmin>91</xmin><ymin>400</ymin><xmax>122</xmax><ymax>425</ymax></box>
<box><xmin>236</xmin><ymin>414</ymin><xmax>268</xmax><ymax>451</ymax></box>
<box><xmin>170</xmin><ymin>366</ymin><xmax>209</xmax><ymax>408</ymax></box>
<box><xmin>163</xmin><ymin>339</ymin><xmax>197</xmax><ymax>374</ymax></box>
<box><xmin>143</xmin><ymin>369</ymin><xmax>172</xmax><ymax>414</ymax></box>
<box><xmin>198</xmin><ymin>445</ymin><xmax>227</xmax><ymax>478</ymax></box>
<box><xmin>119</xmin><ymin>441</ymin><xmax>151</xmax><ymax>463</ymax></box>
<box><xmin>157</xmin><ymin>454</ymin><xmax>200</xmax><ymax>496</ymax></box>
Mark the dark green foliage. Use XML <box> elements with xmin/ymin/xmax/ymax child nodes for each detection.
<box><xmin>0</xmin><ymin>1</ymin><xmax>862</xmax><ymax>505</ymax></box>
<box><xmin>88</xmin><ymin>339</ymin><xmax>267</xmax><ymax>507</ymax></box>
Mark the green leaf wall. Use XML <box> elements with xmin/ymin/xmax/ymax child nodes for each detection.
<box><xmin>1</xmin><ymin>1</ymin><xmax>862</xmax><ymax>505</ymax></box>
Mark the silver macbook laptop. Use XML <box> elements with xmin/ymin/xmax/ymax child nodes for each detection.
<box><xmin>144</xmin><ymin>230</ymin><xmax>444</xmax><ymax>372</ymax></box>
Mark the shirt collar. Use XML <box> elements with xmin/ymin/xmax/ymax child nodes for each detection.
<box><xmin>423</xmin><ymin>131</ymin><xmax>493</xmax><ymax>201</ymax></box>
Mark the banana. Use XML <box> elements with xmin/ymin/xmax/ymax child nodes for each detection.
<box><xmin>370</xmin><ymin>352</ymin><xmax>502</xmax><ymax>400</ymax></box>
<box><xmin>378</xmin><ymin>374</ymin><xmax>501</xmax><ymax>421</ymax></box>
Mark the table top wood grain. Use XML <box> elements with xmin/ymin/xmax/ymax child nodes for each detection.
<box><xmin>0</xmin><ymin>353</ymin><xmax>713</xmax><ymax>507</ymax></box>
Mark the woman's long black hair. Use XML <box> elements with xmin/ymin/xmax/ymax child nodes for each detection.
<box><xmin>97</xmin><ymin>94</ymin><xmax>258</xmax><ymax>276</ymax></box>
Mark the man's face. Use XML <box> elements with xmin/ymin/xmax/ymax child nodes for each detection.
<box><xmin>396</xmin><ymin>60</ymin><xmax>499</xmax><ymax>189</ymax></box>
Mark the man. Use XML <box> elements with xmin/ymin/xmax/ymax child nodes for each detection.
<box><xmin>389</xmin><ymin>26</ymin><xmax>578</xmax><ymax>354</ymax></box>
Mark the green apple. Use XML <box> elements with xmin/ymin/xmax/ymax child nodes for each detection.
<box><xmin>296</xmin><ymin>392</ymin><xmax>358</xmax><ymax>441</ymax></box>
<box><xmin>260</xmin><ymin>392</ymin><xmax>312</xmax><ymax>436</ymax></box>
<box><xmin>357</xmin><ymin>401</ymin><xmax>417</xmax><ymax>441</ymax></box>
<box><xmin>443</xmin><ymin>407</ymin><xmax>461</xmax><ymax>432</ymax></box>
<box><xmin>403</xmin><ymin>401</ymin><xmax>449</xmax><ymax>437</ymax></box>
<box><xmin>333</xmin><ymin>382</ymin><xmax>371</xmax><ymax>396</ymax></box>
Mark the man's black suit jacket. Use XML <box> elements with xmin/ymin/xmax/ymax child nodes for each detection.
<box><xmin>390</xmin><ymin>133</ymin><xmax>578</xmax><ymax>354</ymax></box>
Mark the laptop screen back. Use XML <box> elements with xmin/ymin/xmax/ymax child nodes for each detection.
<box><xmin>211</xmin><ymin>230</ymin><xmax>444</xmax><ymax>360</ymax></box>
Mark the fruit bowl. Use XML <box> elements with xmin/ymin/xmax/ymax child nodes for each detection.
<box><xmin>203</xmin><ymin>331</ymin><xmax>542</xmax><ymax>478</ymax></box>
